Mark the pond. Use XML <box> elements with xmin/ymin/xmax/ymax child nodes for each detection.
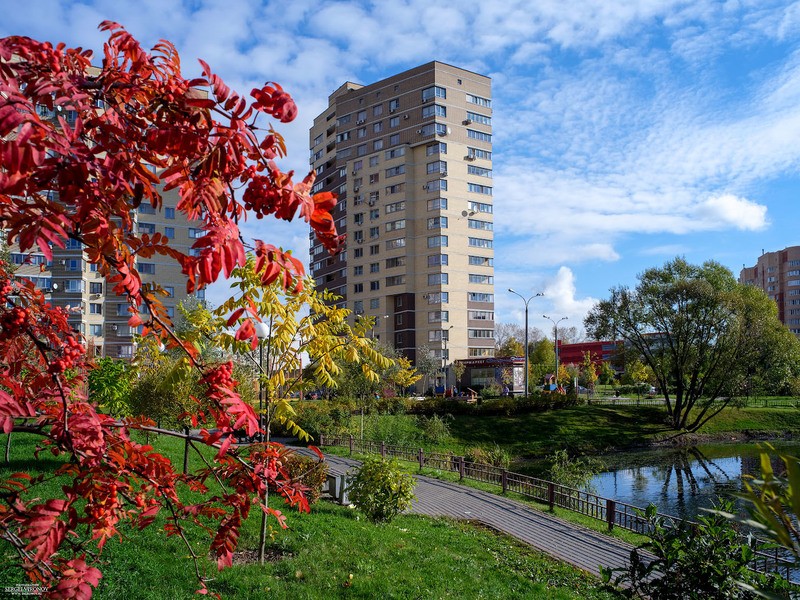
<box><xmin>590</xmin><ymin>441</ymin><xmax>800</xmax><ymax>522</ymax></box>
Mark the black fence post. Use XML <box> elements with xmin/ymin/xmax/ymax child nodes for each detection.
<box><xmin>418</xmin><ymin>448</ymin><xmax>424</xmax><ymax>471</ymax></box>
<box><xmin>349</xmin><ymin>435</ymin><xmax>354</xmax><ymax>456</ymax></box>
<box><xmin>606</xmin><ymin>499</ymin><xmax>616</xmax><ymax>530</ymax></box>
<box><xmin>380</xmin><ymin>441</ymin><xmax>386</xmax><ymax>458</ymax></box>
<box><xmin>548</xmin><ymin>482</ymin><xmax>555</xmax><ymax>511</ymax></box>
<box><xmin>182</xmin><ymin>426</ymin><xmax>190</xmax><ymax>475</ymax></box>
<box><xmin>501</xmin><ymin>469</ymin><xmax>508</xmax><ymax>494</ymax></box>
<box><xmin>458</xmin><ymin>456</ymin><xmax>465</xmax><ymax>480</ymax></box>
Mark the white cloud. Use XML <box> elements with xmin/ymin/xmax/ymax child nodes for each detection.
<box><xmin>695</xmin><ymin>194</ymin><xmax>769</xmax><ymax>230</ymax></box>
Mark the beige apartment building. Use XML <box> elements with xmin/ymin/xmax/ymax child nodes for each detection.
<box><xmin>308</xmin><ymin>62</ymin><xmax>496</xmax><ymax>374</ymax></box>
<box><xmin>8</xmin><ymin>186</ymin><xmax>198</xmax><ymax>358</ymax></box>
<box><xmin>740</xmin><ymin>245</ymin><xmax>800</xmax><ymax>336</ymax></box>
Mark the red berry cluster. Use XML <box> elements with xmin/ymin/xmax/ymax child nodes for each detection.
<box><xmin>0</xmin><ymin>307</ymin><xmax>29</xmax><ymax>341</ymax></box>
<box><xmin>48</xmin><ymin>336</ymin><xmax>86</xmax><ymax>374</ymax></box>
<box><xmin>0</xmin><ymin>281</ymin><xmax>13</xmax><ymax>303</ymax></box>
<box><xmin>202</xmin><ymin>362</ymin><xmax>234</xmax><ymax>389</ymax></box>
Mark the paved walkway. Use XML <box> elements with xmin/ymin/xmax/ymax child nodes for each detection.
<box><xmin>318</xmin><ymin>452</ymin><xmax>638</xmax><ymax>578</ymax></box>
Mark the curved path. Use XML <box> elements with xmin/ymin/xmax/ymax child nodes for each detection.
<box><xmin>318</xmin><ymin>452</ymin><xmax>638</xmax><ymax>578</ymax></box>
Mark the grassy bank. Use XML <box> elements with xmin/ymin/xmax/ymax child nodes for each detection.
<box><xmin>0</xmin><ymin>432</ymin><xmax>619</xmax><ymax>599</ymax></box>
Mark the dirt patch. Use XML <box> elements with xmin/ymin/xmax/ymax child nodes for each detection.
<box><xmin>647</xmin><ymin>430</ymin><xmax>797</xmax><ymax>448</ymax></box>
<box><xmin>225</xmin><ymin>547</ymin><xmax>293</xmax><ymax>566</ymax></box>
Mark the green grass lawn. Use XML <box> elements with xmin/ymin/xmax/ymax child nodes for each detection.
<box><xmin>0</xmin><ymin>432</ymin><xmax>620</xmax><ymax>599</ymax></box>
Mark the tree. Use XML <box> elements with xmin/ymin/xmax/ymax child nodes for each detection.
<box><xmin>0</xmin><ymin>25</ymin><xmax>348</xmax><ymax>595</ymax></box>
<box><xmin>494</xmin><ymin>322</ymin><xmax>543</xmax><ymax>354</ymax></box>
<box><xmin>496</xmin><ymin>336</ymin><xmax>524</xmax><ymax>357</ymax></box>
<box><xmin>87</xmin><ymin>357</ymin><xmax>133</xmax><ymax>415</ymax></box>
<box><xmin>529</xmin><ymin>338</ymin><xmax>556</xmax><ymax>385</ymax></box>
<box><xmin>414</xmin><ymin>345</ymin><xmax>439</xmax><ymax>394</ymax></box>
<box><xmin>580</xmin><ymin>351</ymin><xmax>599</xmax><ymax>391</ymax></box>
<box><xmin>585</xmin><ymin>258</ymin><xmax>797</xmax><ymax>431</ymax></box>
<box><xmin>598</xmin><ymin>361</ymin><xmax>617</xmax><ymax>385</ymax></box>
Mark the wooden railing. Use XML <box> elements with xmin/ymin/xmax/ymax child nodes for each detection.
<box><xmin>319</xmin><ymin>433</ymin><xmax>798</xmax><ymax>582</ymax></box>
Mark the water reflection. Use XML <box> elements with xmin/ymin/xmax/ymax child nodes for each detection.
<box><xmin>591</xmin><ymin>442</ymin><xmax>800</xmax><ymax>522</ymax></box>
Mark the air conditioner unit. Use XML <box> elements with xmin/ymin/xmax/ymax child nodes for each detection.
<box><xmin>463</xmin><ymin>119</ymin><xmax>472</xmax><ymax>125</ymax></box>
<box><xmin>352</xmin><ymin>169</ymin><xmax>358</xmax><ymax>175</ymax></box>
<box><xmin>389</xmin><ymin>108</ymin><xmax>395</xmax><ymax>113</ymax></box>
<box><xmin>416</xmin><ymin>129</ymin><xmax>423</xmax><ymax>134</ymax></box>
<box><xmin>90</xmin><ymin>293</ymin><xmax>101</xmax><ymax>299</ymax></box>
<box><xmin>357</xmin><ymin>239</ymin><xmax>364</xmax><ymax>244</ymax></box>
<box><xmin>369</xmin><ymin>200</ymin><xmax>376</xmax><ymax>206</ymax></box>
<box><xmin>354</xmin><ymin>186</ymin><xmax>360</xmax><ymax>192</ymax></box>
<box><xmin>403</xmin><ymin>115</ymin><xmax>409</xmax><ymax>120</ymax></box>
<box><xmin>422</xmin><ymin>98</ymin><xmax>430</xmax><ymax>103</ymax></box>
<box><xmin>355</xmin><ymin>309</ymin><xmax>364</xmax><ymax>315</ymax></box>
<box><xmin>441</xmin><ymin>171</ymin><xmax>447</xmax><ymax>177</ymax></box>
<box><xmin>465</xmin><ymin>155</ymin><xmax>475</xmax><ymax>161</ymax></box>
<box><xmin>356</xmin><ymin>119</ymin><xmax>365</xmax><ymax>125</ymax></box>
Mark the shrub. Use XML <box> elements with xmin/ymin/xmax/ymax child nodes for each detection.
<box><xmin>348</xmin><ymin>457</ymin><xmax>416</xmax><ymax>523</ymax></box>
<box><xmin>360</xmin><ymin>414</ymin><xmax>422</xmax><ymax>445</ymax></box>
<box><xmin>466</xmin><ymin>443</ymin><xmax>511</xmax><ymax>469</ymax></box>
<box><xmin>547</xmin><ymin>449</ymin><xmax>603</xmax><ymax>491</ymax></box>
<box><xmin>419</xmin><ymin>414</ymin><xmax>453</xmax><ymax>444</ymax></box>
<box><xmin>283</xmin><ymin>454</ymin><xmax>329</xmax><ymax>504</ymax></box>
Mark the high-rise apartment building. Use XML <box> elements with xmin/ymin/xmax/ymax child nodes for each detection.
<box><xmin>740</xmin><ymin>246</ymin><xmax>800</xmax><ymax>336</ymax></box>
<box><xmin>309</xmin><ymin>62</ymin><xmax>495</xmax><ymax>371</ymax></box>
<box><xmin>7</xmin><ymin>186</ymin><xmax>198</xmax><ymax>358</ymax></box>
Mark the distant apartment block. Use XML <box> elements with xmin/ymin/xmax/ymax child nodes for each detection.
<box><xmin>8</xmin><ymin>187</ymin><xmax>198</xmax><ymax>358</ymax></box>
<box><xmin>740</xmin><ymin>246</ymin><xmax>800</xmax><ymax>336</ymax></box>
<box><xmin>308</xmin><ymin>62</ymin><xmax>495</xmax><ymax>371</ymax></box>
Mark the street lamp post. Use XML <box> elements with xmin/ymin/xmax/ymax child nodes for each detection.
<box><xmin>507</xmin><ymin>289</ymin><xmax>544</xmax><ymax>397</ymax></box>
<box><xmin>543</xmin><ymin>315</ymin><xmax>568</xmax><ymax>388</ymax></box>
<box><xmin>442</xmin><ymin>325</ymin><xmax>454</xmax><ymax>389</ymax></box>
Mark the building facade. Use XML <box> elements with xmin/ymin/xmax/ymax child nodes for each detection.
<box><xmin>8</xmin><ymin>187</ymin><xmax>198</xmax><ymax>358</ymax></box>
<box><xmin>308</xmin><ymin>62</ymin><xmax>495</xmax><ymax>369</ymax></box>
<box><xmin>740</xmin><ymin>246</ymin><xmax>800</xmax><ymax>336</ymax></box>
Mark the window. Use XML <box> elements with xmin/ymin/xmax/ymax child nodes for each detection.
<box><xmin>372</xmin><ymin>122</ymin><xmax>383</xmax><ymax>134</ymax></box>
<box><xmin>353</xmin><ymin>230</ymin><xmax>364</xmax><ymax>243</ymax></box>
<box><xmin>468</xmin><ymin>219</ymin><xmax>493</xmax><ymax>230</ymax></box>
<box><xmin>389</xmin><ymin>133</ymin><xmax>400</xmax><ymax>145</ymax></box>
<box><xmin>189</xmin><ymin>228</ymin><xmax>204</xmax><ymax>238</ymax></box>
<box><xmin>428</xmin><ymin>273</ymin><xmax>448</xmax><ymax>285</ymax></box>
<box><xmin>470</xmin><ymin>348</ymin><xmax>495</xmax><ymax>358</ymax></box>
<box><xmin>354</xmin><ymin>265</ymin><xmax>363</xmax><ymax>276</ymax></box>
<box><xmin>138</xmin><ymin>204</ymin><xmax>156</xmax><ymax>215</ymax></box>
<box><xmin>313</xmin><ymin>134</ymin><xmax>323</xmax><ymax>146</ymax></box>
<box><xmin>466</xmin><ymin>93</ymin><xmax>491</xmax><ymax>108</ymax></box>
<box><xmin>466</xmin><ymin>111</ymin><xmax>491</xmax><ymax>125</ymax></box>
<box><xmin>467</xmin><ymin>147</ymin><xmax>492</xmax><ymax>160</ymax></box>
<box><xmin>370</xmin><ymin>262</ymin><xmax>380</xmax><ymax>273</ymax></box>
<box><xmin>386</xmin><ymin>183</ymin><xmax>404</xmax><ymax>194</ymax></box>
<box><xmin>386</xmin><ymin>275</ymin><xmax>405</xmax><ymax>286</ymax></box>
<box><xmin>354</xmin><ymin>283</ymin><xmax>364</xmax><ymax>293</ymax></box>
<box><xmin>422</xmin><ymin>104</ymin><xmax>446</xmax><ymax>118</ymax></box>
<box><xmin>165</xmin><ymin>207</ymin><xmax>175</xmax><ymax>219</ymax></box>
<box><xmin>370</xmin><ymin>280</ymin><xmax>380</xmax><ymax>291</ymax></box>
<box><xmin>354</xmin><ymin>300</ymin><xmax>364</xmax><ymax>314</ymax></box>
<box><xmin>468</xmin><ymin>165</ymin><xmax>492</xmax><ymax>178</ymax></box>
<box><xmin>90</xmin><ymin>324</ymin><xmax>103</xmax><ymax>337</ymax></box>
<box><xmin>469</xmin><ymin>201</ymin><xmax>493</xmax><ymax>213</ymax></box>
<box><xmin>426</xmin><ymin>160</ymin><xmax>447</xmax><ymax>174</ymax></box>
<box><xmin>425</xmin><ymin>179</ymin><xmax>447</xmax><ymax>192</ymax></box>
<box><xmin>354</xmin><ymin>248</ymin><xmax>364</xmax><ymax>258</ymax></box>
<box><xmin>467</xmin><ymin>129</ymin><xmax>492</xmax><ymax>142</ymax></box>
<box><xmin>370</xmin><ymin>244</ymin><xmax>380</xmax><ymax>255</ymax></box>
<box><xmin>469</xmin><ymin>310</ymin><xmax>494</xmax><ymax>320</ymax></box>
<box><xmin>373</xmin><ymin>139</ymin><xmax>384</xmax><ymax>151</ymax></box>
<box><xmin>357</xmin><ymin>144</ymin><xmax>367</xmax><ymax>156</ymax></box>
<box><xmin>369</xmin><ymin>173</ymin><xmax>380</xmax><ymax>184</ymax></box>
<box><xmin>336</xmin><ymin>131</ymin><xmax>351</xmax><ymax>142</ymax></box>
<box><xmin>370</xmin><ymin>208</ymin><xmax>380</xmax><ymax>219</ymax></box>
<box><xmin>428</xmin><ymin>254</ymin><xmax>448</xmax><ymax>267</ymax></box>
<box><xmin>426</xmin><ymin>292</ymin><xmax>449</xmax><ymax>304</ymax></box>
<box><xmin>90</xmin><ymin>282</ymin><xmax>103</xmax><ymax>294</ymax></box>
<box><xmin>429</xmin><ymin>330</ymin><xmax>447</xmax><ymax>342</ymax></box>
<box><xmin>64</xmin><ymin>258</ymin><xmax>82</xmax><ymax>271</ymax></box>
<box><xmin>386</xmin><ymin>219</ymin><xmax>406</xmax><ymax>232</ymax></box>
<box><xmin>370</xmin><ymin>298</ymin><xmax>380</xmax><ymax>309</ymax></box>
<box><xmin>389</xmin><ymin>116</ymin><xmax>399</xmax><ymax>128</ymax></box>
<box><xmin>428</xmin><ymin>198</ymin><xmax>447</xmax><ymax>210</ymax></box>
<box><xmin>468</xmin><ymin>329</ymin><xmax>494</xmax><ymax>339</ymax></box>
<box><xmin>790</xmin><ymin>280</ymin><xmax>800</xmax><ymax>286</ymax></box>
<box><xmin>427</xmin><ymin>216</ymin><xmax>448</xmax><ymax>229</ymax></box>
<box><xmin>389</xmin><ymin>98</ymin><xmax>400</xmax><ymax>112</ymax></box>
<box><xmin>468</xmin><ymin>183</ymin><xmax>492</xmax><ymax>195</ymax></box>
<box><xmin>357</xmin><ymin>127</ymin><xmax>367</xmax><ymax>138</ymax></box>
<box><xmin>357</xmin><ymin>110</ymin><xmax>367</xmax><ymax>122</ymax></box>
<box><xmin>427</xmin><ymin>235</ymin><xmax>448</xmax><ymax>248</ymax></box>
<box><xmin>385</xmin><ymin>147</ymin><xmax>406</xmax><ymax>160</ymax></box>
<box><xmin>117</xmin><ymin>303</ymin><xmax>129</xmax><ymax>316</ymax></box>
<box><xmin>469</xmin><ymin>274</ymin><xmax>494</xmax><ymax>284</ymax></box>
<box><xmin>422</xmin><ymin>86</ymin><xmax>446</xmax><ymax>101</ymax></box>
<box><xmin>386</xmin><ymin>165</ymin><xmax>405</xmax><ymax>177</ymax></box>
<box><xmin>386</xmin><ymin>238</ymin><xmax>406</xmax><ymax>250</ymax></box>
<box><xmin>428</xmin><ymin>311</ymin><xmax>449</xmax><ymax>323</ymax></box>
<box><xmin>89</xmin><ymin>303</ymin><xmax>102</xmax><ymax>315</ymax></box>
<box><xmin>469</xmin><ymin>255</ymin><xmax>493</xmax><ymax>267</ymax></box>
<box><xmin>138</xmin><ymin>262</ymin><xmax>156</xmax><ymax>274</ymax></box>
<box><xmin>426</xmin><ymin>142</ymin><xmax>447</xmax><ymax>155</ymax></box>
<box><xmin>163</xmin><ymin>286</ymin><xmax>174</xmax><ymax>297</ymax></box>
<box><xmin>369</xmin><ymin>226</ymin><xmax>380</xmax><ymax>238</ymax></box>
<box><xmin>138</xmin><ymin>222</ymin><xmax>156</xmax><ymax>234</ymax></box>
<box><xmin>337</xmin><ymin>114</ymin><xmax>352</xmax><ymax>126</ymax></box>
<box><xmin>373</xmin><ymin>104</ymin><xmax>383</xmax><ymax>116</ymax></box>
<box><xmin>419</xmin><ymin>123</ymin><xmax>448</xmax><ymax>137</ymax></box>
<box><xmin>468</xmin><ymin>292</ymin><xmax>494</xmax><ymax>302</ymax></box>
<box><xmin>386</xmin><ymin>257</ymin><xmax>406</xmax><ymax>268</ymax></box>
<box><xmin>469</xmin><ymin>237</ymin><xmax>493</xmax><ymax>248</ymax></box>
<box><xmin>354</xmin><ymin>212</ymin><xmax>364</xmax><ymax>225</ymax></box>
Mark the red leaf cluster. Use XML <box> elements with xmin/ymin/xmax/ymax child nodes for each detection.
<box><xmin>0</xmin><ymin>24</ymin><xmax>334</xmax><ymax>597</ymax></box>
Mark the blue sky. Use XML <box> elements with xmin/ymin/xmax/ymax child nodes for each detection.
<box><xmin>4</xmin><ymin>0</ymin><xmax>800</xmax><ymax>335</ymax></box>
